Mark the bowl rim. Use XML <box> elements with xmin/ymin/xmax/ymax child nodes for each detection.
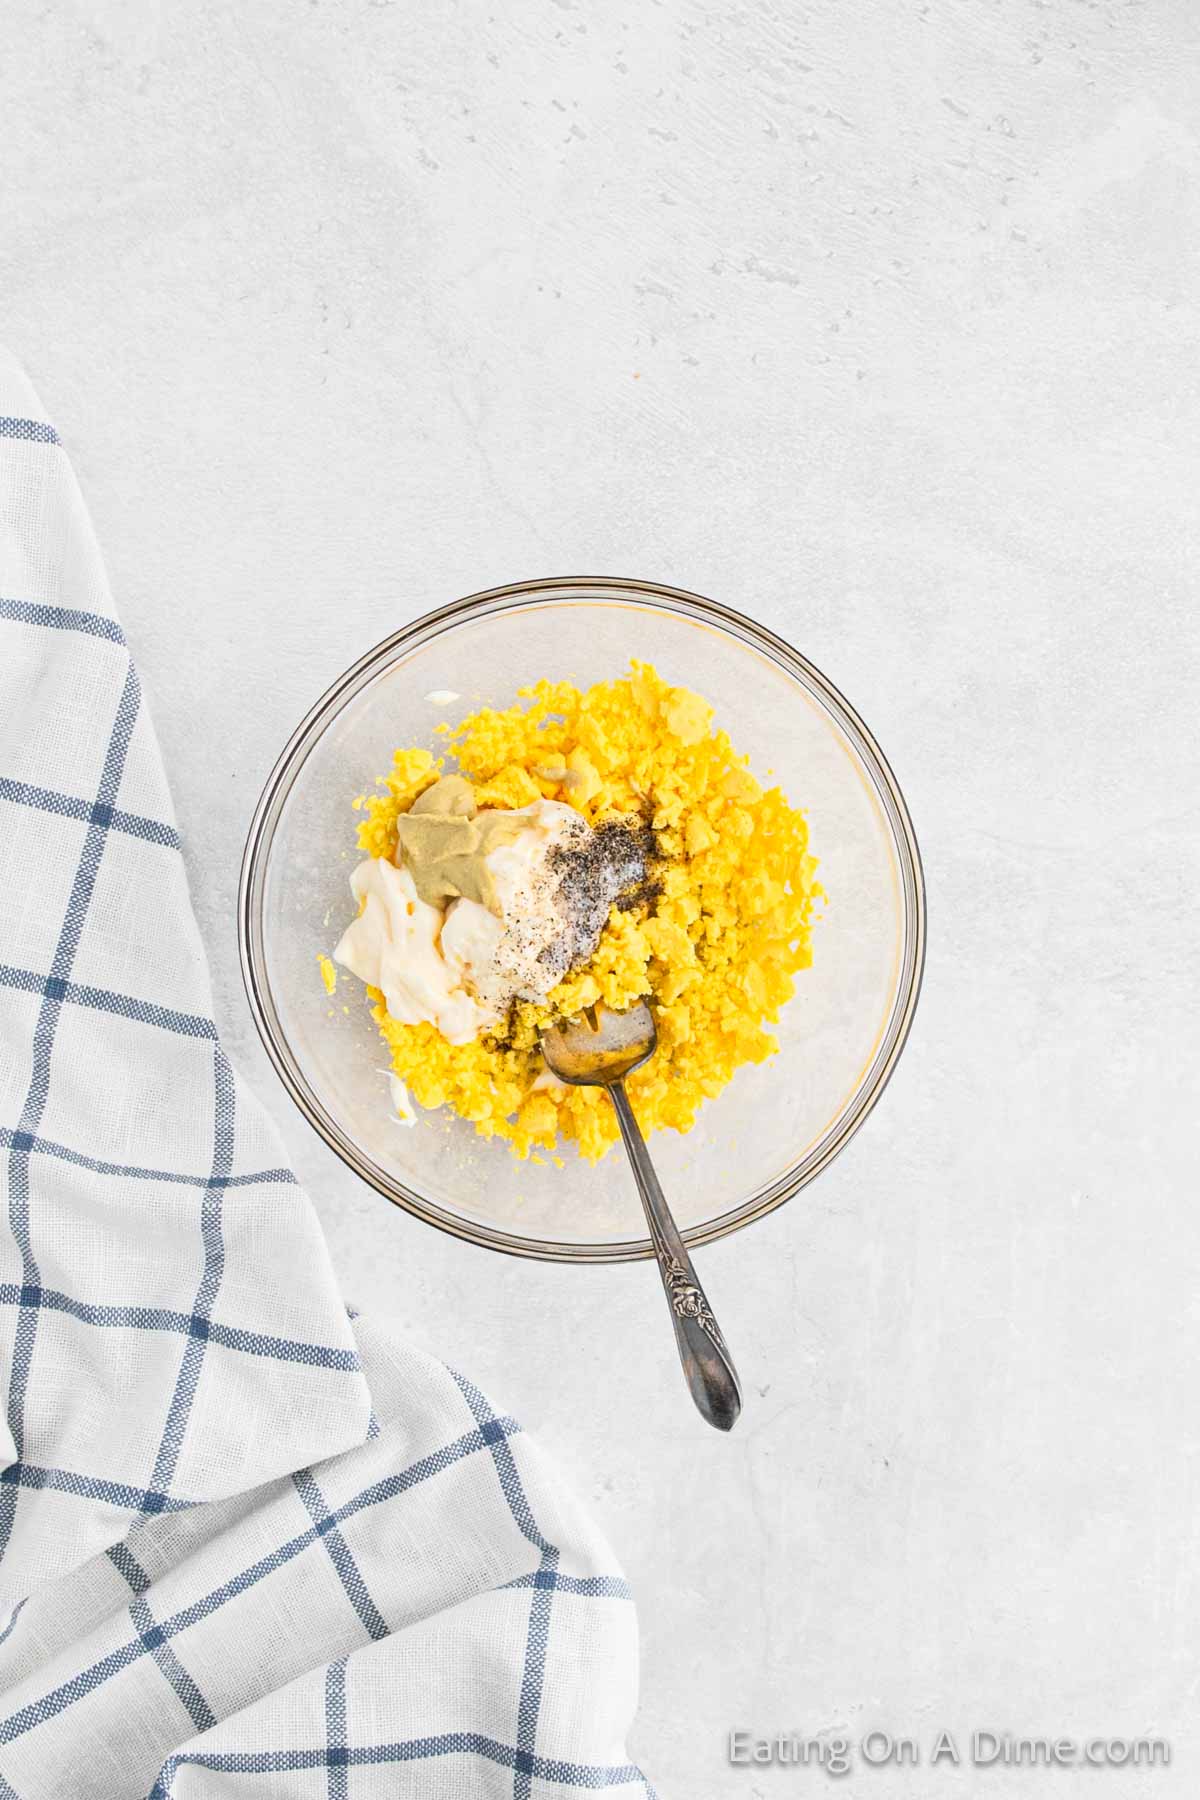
<box><xmin>238</xmin><ymin>576</ymin><xmax>926</xmax><ymax>1263</ymax></box>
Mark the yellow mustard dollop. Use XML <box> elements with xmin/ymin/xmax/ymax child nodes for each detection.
<box><xmin>394</xmin><ymin>774</ymin><xmax>531</xmax><ymax>914</ymax></box>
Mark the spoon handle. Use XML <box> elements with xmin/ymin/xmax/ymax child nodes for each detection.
<box><xmin>607</xmin><ymin>1080</ymin><xmax>742</xmax><ymax>1432</ymax></box>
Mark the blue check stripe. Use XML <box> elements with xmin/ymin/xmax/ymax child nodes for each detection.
<box><xmin>0</xmin><ymin>776</ymin><xmax>179</xmax><ymax>848</ymax></box>
<box><xmin>0</xmin><ymin>656</ymin><xmax>142</xmax><ymax>1560</ymax></box>
<box><xmin>0</xmin><ymin>1636</ymin><xmax>148</xmax><ymax>1740</ymax></box>
<box><xmin>294</xmin><ymin>1471</ymin><xmax>388</xmax><ymax>1641</ymax></box>
<box><xmin>449</xmin><ymin>1370</ymin><xmax>565</xmax><ymax>1800</ymax></box>
<box><xmin>320</xmin><ymin>1418</ymin><xmax>518</xmax><ymax>1532</ymax></box>
<box><xmin>131</xmin><ymin>1595</ymin><xmax>215</xmax><ymax>1735</ymax></box>
<box><xmin>0</xmin><ymin>1126</ymin><xmax>295</xmax><ymax>1190</ymax></box>
<box><xmin>0</xmin><ymin>1463</ymin><xmax>194</xmax><ymax>1514</ymax></box>
<box><xmin>450</xmin><ymin>1370</ymin><xmax>551</xmax><ymax>1553</ymax></box>
<box><xmin>0</xmin><ymin>965</ymin><xmax>215</xmax><ymax>1039</ymax></box>
<box><xmin>0</xmin><ymin>1416</ymin><xmax>522</xmax><ymax>1748</ymax></box>
<box><xmin>144</xmin><ymin>1046</ymin><xmax>233</xmax><ymax>1501</ymax></box>
<box><xmin>324</xmin><ymin>1658</ymin><xmax>348</xmax><ymax>1800</ymax></box>
<box><xmin>504</xmin><ymin>1570</ymin><xmax>632</xmax><ymax>1600</ymax></box>
<box><xmin>0</xmin><ymin>597</ymin><xmax>123</xmax><ymax>644</ymax></box>
<box><xmin>152</xmin><ymin>1736</ymin><xmax>651</xmax><ymax>1790</ymax></box>
<box><xmin>0</xmin><ymin>1600</ymin><xmax>27</xmax><ymax>1651</ymax></box>
<box><xmin>106</xmin><ymin>1541</ymin><xmax>153</xmax><ymax>1597</ymax></box>
<box><xmin>0</xmin><ymin>1285</ymin><xmax>360</xmax><ymax>1370</ymax></box>
<box><xmin>515</xmin><ymin>1545</ymin><xmax>559</xmax><ymax>1799</ymax></box>
<box><xmin>111</xmin><ymin>1544</ymin><xmax>216</xmax><ymax>1730</ymax></box>
<box><xmin>0</xmin><ymin>419</ymin><xmax>58</xmax><ymax>445</ymax></box>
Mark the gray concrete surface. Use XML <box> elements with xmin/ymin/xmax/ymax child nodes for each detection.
<box><xmin>3</xmin><ymin>2</ymin><xmax>1199</xmax><ymax>1792</ymax></box>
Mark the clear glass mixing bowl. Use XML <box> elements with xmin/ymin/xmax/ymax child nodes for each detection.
<box><xmin>238</xmin><ymin>579</ymin><xmax>925</xmax><ymax>1262</ymax></box>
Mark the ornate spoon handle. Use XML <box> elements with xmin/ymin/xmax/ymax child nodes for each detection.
<box><xmin>608</xmin><ymin>1080</ymin><xmax>742</xmax><ymax>1431</ymax></box>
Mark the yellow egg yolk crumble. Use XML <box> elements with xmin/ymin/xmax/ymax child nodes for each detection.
<box><xmin>349</xmin><ymin>661</ymin><xmax>822</xmax><ymax>1161</ymax></box>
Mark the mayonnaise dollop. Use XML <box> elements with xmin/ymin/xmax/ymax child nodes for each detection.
<box><xmin>333</xmin><ymin>856</ymin><xmax>496</xmax><ymax>1045</ymax></box>
<box><xmin>333</xmin><ymin>800</ymin><xmax>589</xmax><ymax>1045</ymax></box>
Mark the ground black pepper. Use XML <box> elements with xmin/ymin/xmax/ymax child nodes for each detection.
<box><xmin>482</xmin><ymin>815</ymin><xmax>667</xmax><ymax>1048</ymax></box>
<box><xmin>538</xmin><ymin>816</ymin><xmax>660</xmax><ymax>980</ymax></box>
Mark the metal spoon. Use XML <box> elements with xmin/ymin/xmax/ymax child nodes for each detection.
<box><xmin>541</xmin><ymin>1001</ymin><xmax>742</xmax><ymax>1431</ymax></box>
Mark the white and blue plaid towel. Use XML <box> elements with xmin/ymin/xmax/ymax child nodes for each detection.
<box><xmin>0</xmin><ymin>351</ymin><xmax>650</xmax><ymax>1798</ymax></box>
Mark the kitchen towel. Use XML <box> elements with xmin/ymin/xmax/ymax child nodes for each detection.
<box><xmin>0</xmin><ymin>352</ymin><xmax>651</xmax><ymax>1797</ymax></box>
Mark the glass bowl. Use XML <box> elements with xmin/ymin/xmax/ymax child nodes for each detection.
<box><xmin>238</xmin><ymin>578</ymin><xmax>925</xmax><ymax>1262</ymax></box>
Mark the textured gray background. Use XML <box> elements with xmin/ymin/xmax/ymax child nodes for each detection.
<box><xmin>4</xmin><ymin>2</ymin><xmax>1199</xmax><ymax>1794</ymax></box>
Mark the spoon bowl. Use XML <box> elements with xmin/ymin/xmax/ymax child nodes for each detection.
<box><xmin>539</xmin><ymin>1001</ymin><xmax>657</xmax><ymax>1087</ymax></box>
